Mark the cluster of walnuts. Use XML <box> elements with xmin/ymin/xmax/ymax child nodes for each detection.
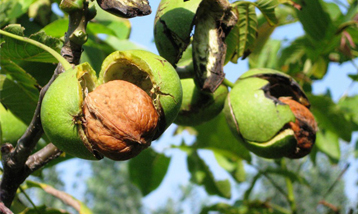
<box><xmin>40</xmin><ymin>0</ymin><xmax>317</xmax><ymax>161</ymax></box>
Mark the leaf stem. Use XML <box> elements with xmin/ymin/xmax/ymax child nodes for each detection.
<box><xmin>281</xmin><ymin>159</ymin><xmax>297</xmax><ymax>214</ymax></box>
<box><xmin>222</xmin><ymin>78</ymin><xmax>235</xmax><ymax>88</ymax></box>
<box><xmin>0</xmin><ymin>30</ymin><xmax>72</xmax><ymax>71</ymax></box>
<box><xmin>19</xmin><ymin>186</ymin><xmax>40</xmax><ymax>214</ymax></box>
<box><xmin>340</xmin><ymin>59</ymin><xmax>358</xmax><ymax>99</ymax></box>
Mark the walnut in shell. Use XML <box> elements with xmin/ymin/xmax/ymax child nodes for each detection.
<box><xmin>83</xmin><ymin>80</ymin><xmax>159</xmax><ymax>160</ymax></box>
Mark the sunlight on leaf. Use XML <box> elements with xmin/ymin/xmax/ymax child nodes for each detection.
<box><xmin>192</xmin><ymin>113</ymin><xmax>251</xmax><ymax>162</ymax></box>
<box><xmin>26</xmin><ymin>180</ymin><xmax>92</xmax><ymax>214</ymax></box>
<box><xmin>0</xmin><ymin>75</ymin><xmax>37</xmax><ymax>124</ymax></box>
<box><xmin>1</xmin><ymin>24</ymin><xmax>62</xmax><ymax>63</ymax></box>
<box><xmin>225</xmin><ymin>3</ymin><xmax>257</xmax><ymax>63</ymax></box>
<box><xmin>255</xmin><ymin>0</ymin><xmax>279</xmax><ymax>26</ymax></box>
<box><xmin>128</xmin><ymin>148</ymin><xmax>170</xmax><ymax>196</ymax></box>
<box><xmin>187</xmin><ymin>151</ymin><xmax>231</xmax><ymax>199</ymax></box>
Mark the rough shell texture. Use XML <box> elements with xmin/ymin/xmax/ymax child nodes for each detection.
<box><xmin>99</xmin><ymin>50</ymin><xmax>183</xmax><ymax>139</ymax></box>
<box><xmin>83</xmin><ymin>80</ymin><xmax>159</xmax><ymax>160</ymax></box>
<box><xmin>174</xmin><ymin>78</ymin><xmax>228</xmax><ymax>126</ymax></box>
<box><xmin>279</xmin><ymin>97</ymin><xmax>317</xmax><ymax>158</ymax></box>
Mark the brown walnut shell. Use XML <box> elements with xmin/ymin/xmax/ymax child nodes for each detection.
<box><xmin>279</xmin><ymin>97</ymin><xmax>318</xmax><ymax>159</ymax></box>
<box><xmin>83</xmin><ymin>80</ymin><xmax>159</xmax><ymax>160</ymax></box>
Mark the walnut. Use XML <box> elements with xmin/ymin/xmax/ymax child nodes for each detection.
<box><xmin>279</xmin><ymin>97</ymin><xmax>318</xmax><ymax>159</ymax></box>
<box><xmin>83</xmin><ymin>80</ymin><xmax>159</xmax><ymax>160</ymax></box>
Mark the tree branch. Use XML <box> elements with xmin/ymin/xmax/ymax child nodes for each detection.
<box><xmin>0</xmin><ymin>0</ymin><xmax>92</xmax><ymax>210</ymax></box>
<box><xmin>26</xmin><ymin>143</ymin><xmax>63</xmax><ymax>172</ymax></box>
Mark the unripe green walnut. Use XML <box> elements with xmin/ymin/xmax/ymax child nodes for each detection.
<box><xmin>154</xmin><ymin>0</ymin><xmax>202</xmax><ymax>65</ymax></box>
<box><xmin>155</xmin><ymin>0</ymin><xmax>237</xmax><ymax>92</ymax></box>
<box><xmin>224</xmin><ymin>68</ymin><xmax>317</xmax><ymax>159</ymax></box>
<box><xmin>41</xmin><ymin>50</ymin><xmax>182</xmax><ymax>160</ymax></box>
<box><xmin>174</xmin><ymin>78</ymin><xmax>228</xmax><ymax>126</ymax></box>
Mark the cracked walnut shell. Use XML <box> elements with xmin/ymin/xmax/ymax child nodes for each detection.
<box><xmin>83</xmin><ymin>80</ymin><xmax>159</xmax><ymax>160</ymax></box>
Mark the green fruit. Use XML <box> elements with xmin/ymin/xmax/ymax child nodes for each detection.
<box><xmin>174</xmin><ymin>78</ymin><xmax>228</xmax><ymax>126</ymax></box>
<box><xmin>224</xmin><ymin>68</ymin><xmax>317</xmax><ymax>159</ymax></box>
<box><xmin>154</xmin><ymin>0</ymin><xmax>202</xmax><ymax>66</ymax></box>
<box><xmin>41</xmin><ymin>50</ymin><xmax>182</xmax><ymax>160</ymax></box>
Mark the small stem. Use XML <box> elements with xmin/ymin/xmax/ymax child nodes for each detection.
<box><xmin>19</xmin><ymin>186</ymin><xmax>40</xmax><ymax>214</ymax></box>
<box><xmin>0</xmin><ymin>30</ymin><xmax>71</xmax><ymax>71</ymax></box>
<box><xmin>251</xmin><ymin>165</ymin><xmax>289</xmax><ymax>199</ymax></box>
<box><xmin>323</xmin><ymin>163</ymin><xmax>350</xmax><ymax>198</ymax></box>
<box><xmin>340</xmin><ymin>59</ymin><xmax>358</xmax><ymax>99</ymax></box>
<box><xmin>270</xmin><ymin>203</ymin><xmax>292</xmax><ymax>214</ymax></box>
<box><xmin>222</xmin><ymin>78</ymin><xmax>235</xmax><ymax>88</ymax></box>
<box><xmin>281</xmin><ymin>159</ymin><xmax>297</xmax><ymax>214</ymax></box>
<box><xmin>176</xmin><ymin>63</ymin><xmax>195</xmax><ymax>79</ymax></box>
<box><xmin>26</xmin><ymin>143</ymin><xmax>63</xmax><ymax>172</ymax></box>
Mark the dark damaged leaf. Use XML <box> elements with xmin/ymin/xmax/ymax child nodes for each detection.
<box><xmin>192</xmin><ymin>0</ymin><xmax>237</xmax><ymax>92</ymax></box>
<box><xmin>96</xmin><ymin>0</ymin><xmax>151</xmax><ymax>18</ymax></box>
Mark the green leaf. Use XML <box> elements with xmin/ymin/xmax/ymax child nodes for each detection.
<box><xmin>310</xmin><ymin>56</ymin><xmax>328</xmax><ymax>79</ymax></box>
<box><xmin>0</xmin><ymin>59</ymin><xmax>39</xmax><ymax>101</ymax></box>
<box><xmin>255</xmin><ymin>0</ymin><xmax>279</xmax><ymax>26</ymax></box>
<box><xmin>10</xmin><ymin>195</ymin><xmax>28</xmax><ymax>213</ymax></box>
<box><xmin>20</xmin><ymin>205</ymin><xmax>71</xmax><ymax>214</ymax></box>
<box><xmin>193</xmin><ymin>113</ymin><xmax>252</xmax><ymax>162</ymax></box>
<box><xmin>41</xmin><ymin>19</ymin><xmax>68</xmax><ymax>38</ymax></box>
<box><xmin>0</xmin><ymin>0</ymin><xmax>36</xmax><ymax>28</ymax></box>
<box><xmin>355</xmin><ymin>138</ymin><xmax>358</xmax><ymax>158</ymax></box>
<box><xmin>308</xmin><ymin>94</ymin><xmax>356</xmax><ymax>162</ymax></box>
<box><xmin>187</xmin><ymin>151</ymin><xmax>231</xmax><ymax>198</ymax></box>
<box><xmin>26</xmin><ymin>180</ymin><xmax>92</xmax><ymax>214</ymax></box>
<box><xmin>214</xmin><ymin>152</ymin><xmax>246</xmax><ymax>183</ymax></box>
<box><xmin>249</xmin><ymin>39</ymin><xmax>281</xmax><ymax>69</ymax></box>
<box><xmin>128</xmin><ymin>148</ymin><xmax>170</xmax><ymax>196</ymax></box>
<box><xmin>265</xmin><ymin>168</ymin><xmax>310</xmax><ymax>186</ymax></box>
<box><xmin>80</xmin><ymin>45</ymin><xmax>108</xmax><ymax>73</ymax></box>
<box><xmin>105</xmin><ymin>35</ymin><xmax>146</xmax><ymax>51</ymax></box>
<box><xmin>224</xmin><ymin>17</ymin><xmax>240</xmax><ymax>64</ymax></box>
<box><xmin>1</xmin><ymin>24</ymin><xmax>62</xmax><ymax>63</ymax></box>
<box><xmin>92</xmin><ymin>0</ymin><xmax>131</xmax><ymax>39</ymax></box>
<box><xmin>225</xmin><ymin>3</ymin><xmax>257</xmax><ymax>63</ymax></box>
<box><xmin>249</xmin><ymin>5</ymin><xmax>298</xmax><ymax>69</ymax></box>
<box><xmin>309</xmin><ymin>94</ymin><xmax>353</xmax><ymax>142</ymax></box>
<box><xmin>0</xmin><ymin>75</ymin><xmax>37</xmax><ymax>124</ymax></box>
<box><xmin>315</xmin><ymin>130</ymin><xmax>340</xmax><ymax>163</ymax></box>
<box><xmin>278</xmin><ymin>37</ymin><xmax>307</xmax><ymax>73</ymax></box>
<box><xmin>294</xmin><ymin>0</ymin><xmax>334</xmax><ymax>42</ymax></box>
<box><xmin>338</xmin><ymin>95</ymin><xmax>358</xmax><ymax>128</ymax></box>
<box><xmin>200</xmin><ymin>203</ymin><xmax>240</xmax><ymax>214</ymax></box>
<box><xmin>16</xmin><ymin>60</ymin><xmax>56</xmax><ymax>86</ymax></box>
<box><xmin>348</xmin><ymin>74</ymin><xmax>358</xmax><ymax>81</ymax></box>
<box><xmin>87</xmin><ymin>22</ymin><xmax>118</xmax><ymax>37</ymax></box>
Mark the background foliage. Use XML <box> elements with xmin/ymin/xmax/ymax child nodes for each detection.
<box><xmin>1</xmin><ymin>0</ymin><xmax>358</xmax><ymax>213</ymax></box>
